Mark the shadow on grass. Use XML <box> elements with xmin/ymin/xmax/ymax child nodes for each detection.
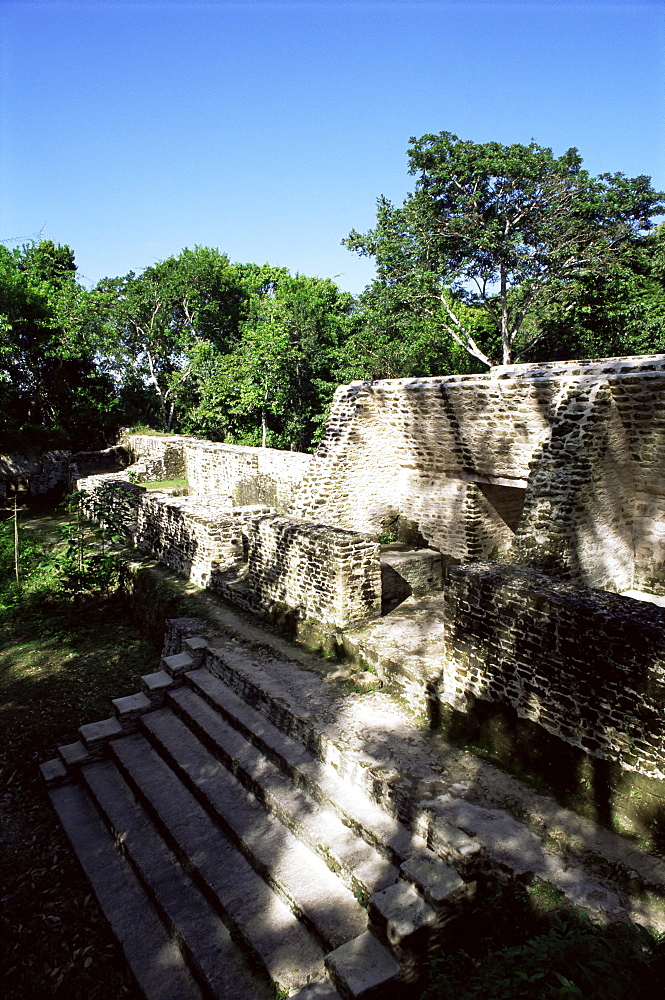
<box><xmin>0</xmin><ymin>588</ymin><xmax>160</xmax><ymax>1000</ymax></box>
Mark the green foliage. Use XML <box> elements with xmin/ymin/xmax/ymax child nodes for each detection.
<box><xmin>182</xmin><ymin>269</ymin><xmax>354</xmax><ymax>451</ymax></box>
<box><xmin>346</xmin><ymin>132</ymin><xmax>665</xmax><ymax>366</ymax></box>
<box><xmin>420</xmin><ymin>881</ymin><xmax>664</xmax><ymax>1000</ymax></box>
<box><xmin>93</xmin><ymin>246</ymin><xmax>249</xmax><ymax>433</ymax></box>
<box><xmin>0</xmin><ymin>239</ymin><xmax>119</xmax><ymax>450</ymax></box>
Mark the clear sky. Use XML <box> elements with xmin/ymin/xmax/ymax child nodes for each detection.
<box><xmin>1</xmin><ymin>0</ymin><xmax>663</xmax><ymax>293</ymax></box>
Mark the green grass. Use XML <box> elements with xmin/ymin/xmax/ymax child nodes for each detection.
<box><xmin>125</xmin><ymin>425</ymin><xmax>177</xmax><ymax>437</ymax></box>
<box><xmin>0</xmin><ymin>508</ymin><xmax>160</xmax><ymax>999</ymax></box>
<box><xmin>142</xmin><ymin>477</ymin><xmax>189</xmax><ymax>491</ymax></box>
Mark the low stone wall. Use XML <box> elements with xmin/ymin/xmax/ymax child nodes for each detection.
<box><xmin>135</xmin><ymin>494</ymin><xmax>270</xmax><ymax>588</ymax></box>
<box><xmin>0</xmin><ymin>451</ymin><xmax>72</xmax><ymax>498</ymax></box>
<box><xmin>438</xmin><ymin>563</ymin><xmax>665</xmax><ymax>780</ymax></box>
<box><xmin>183</xmin><ymin>440</ymin><xmax>311</xmax><ymax>512</ymax></box>
<box><xmin>71</xmin><ymin>445</ymin><xmax>129</xmax><ymax>472</ymax></box>
<box><xmin>121</xmin><ymin>434</ymin><xmax>190</xmax><ymax>481</ymax></box>
<box><xmin>120</xmin><ymin>433</ymin><xmax>312</xmax><ymax>511</ymax></box>
<box><xmin>217</xmin><ymin>516</ymin><xmax>382</xmax><ymax>629</ymax></box>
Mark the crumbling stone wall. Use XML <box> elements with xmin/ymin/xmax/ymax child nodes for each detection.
<box><xmin>135</xmin><ymin>494</ymin><xmax>271</xmax><ymax>588</ymax></box>
<box><xmin>291</xmin><ymin>355</ymin><xmax>665</xmax><ymax>594</ymax></box>
<box><xmin>0</xmin><ymin>451</ymin><xmax>72</xmax><ymax>498</ymax></box>
<box><xmin>183</xmin><ymin>440</ymin><xmax>311</xmax><ymax>512</ymax></box>
<box><xmin>121</xmin><ymin>434</ymin><xmax>311</xmax><ymax>512</ymax></box>
<box><xmin>438</xmin><ymin>563</ymin><xmax>665</xmax><ymax>780</ymax></box>
<box><xmin>121</xmin><ymin>434</ymin><xmax>190</xmax><ymax>481</ymax></box>
<box><xmin>215</xmin><ymin>516</ymin><xmax>382</xmax><ymax>628</ymax></box>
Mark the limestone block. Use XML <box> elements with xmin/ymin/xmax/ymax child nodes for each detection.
<box><xmin>324</xmin><ymin>931</ymin><xmax>400</xmax><ymax>1000</ymax></box>
<box><xmin>367</xmin><ymin>881</ymin><xmax>437</xmax><ymax>956</ymax></box>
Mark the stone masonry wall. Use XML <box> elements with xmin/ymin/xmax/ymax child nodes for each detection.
<box><xmin>439</xmin><ymin>563</ymin><xmax>665</xmax><ymax>780</ymax></box>
<box><xmin>219</xmin><ymin>516</ymin><xmax>382</xmax><ymax>628</ymax></box>
<box><xmin>291</xmin><ymin>355</ymin><xmax>665</xmax><ymax>592</ymax></box>
<box><xmin>183</xmin><ymin>440</ymin><xmax>311</xmax><ymax>512</ymax></box>
<box><xmin>121</xmin><ymin>434</ymin><xmax>191</xmax><ymax>481</ymax></box>
<box><xmin>135</xmin><ymin>494</ymin><xmax>271</xmax><ymax>588</ymax></box>
<box><xmin>122</xmin><ymin>434</ymin><xmax>311</xmax><ymax>512</ymax></box>
<box><xmin>0</xmin><ymin>451</ymin><xmax>72</xmax><ymax>497</ymax></box>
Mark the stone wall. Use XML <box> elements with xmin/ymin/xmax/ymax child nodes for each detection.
<box><xmin>122</xmin><ymin>433</ymin><xmax>311</xmax><ymax>512</ymax></box>
<box><xmin>135</xmin><ymin>494</ymin><xmax>271</xmax><ymax>588</ymax></box>
<box><xmin>438</xmin><ymin>563</ymin><xmax>665</xmax><ymax>780</ymax></box>
<box><xmin>0</xmin><ymin>451</ymin><xmax>72</xmax><ymax>498</ymax></box>
<box><xmin>215</xmin><ymin>516</ymin><xmax>382</xmax><ymax>628</ymax></box>
<box><xmin>183</xmin><ymin>440</ymin><xmax>311</xmax><ymax>512</ymax></box>
<box><xmin>291</xmin><ymin>355</ymin><xmax>665</xmax><ymax>593</ymax></box>
<box><xmin>121</xmin><ymin>434</ymin><xmax>191</xmax><ymax>481</ymax></box>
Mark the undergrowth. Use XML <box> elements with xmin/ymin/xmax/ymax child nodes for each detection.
<box><xmin>419</xmin><ymin>879</ymin><xmax>665</xmax><ymax>999</ymax></box>
<box><xmin>0</xmin><ymin>503</ymin><xmax>159</xmax><ymax>999</ymax></box>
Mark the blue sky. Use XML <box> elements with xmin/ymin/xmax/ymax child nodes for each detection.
<box><xmin>1</xmin><ymin>0</ymin><xmax>663</xmax><ymax>293</ymax></box>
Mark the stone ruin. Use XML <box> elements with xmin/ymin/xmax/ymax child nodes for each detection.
<box><xmin>36</xmin><ymin>352</ymin><xmax>665</xmax><ymax>1000</ymax></box>
<box><xmin>70</xmin><ymin>354</ymin><xmax>665</xmax><ymax>787</ymax></box>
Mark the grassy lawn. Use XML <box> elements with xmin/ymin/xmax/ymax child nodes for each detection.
<box><xmin>142</xmin><ymin>477</ymin><xmax>188</xmax><ymax>491</ymax></box>
<box><xmin>0</xmin><ymin>508</ymin><xmax>160</xmax><ymax>999</ymax></box>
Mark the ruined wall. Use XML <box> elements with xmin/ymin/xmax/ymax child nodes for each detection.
<box><xmin>439</xmin><ymin>564</ymin><xmax>665</xmax><ymax>780</ymax></box>
<box><xmin>135</xmin><ymin>494</ymin><xmax>271</xmax><ymax>588</ymax></box>
<box><xmin>122</xmin><ymin>433</ymin><xmax>311</xmax><ymax>512</ymax></box>
<box><xmin>215</xmin><ymin>516</ymin><xmax>382</xmax><ymax>628</ymax></box>
<box><xmin>121</xmin><ymin>434</ymin><xmax>191</xmax><ymax>481</ymax></box>
<box><xmin>183</xmin><ymin>440</ymin><xmax>311</xmax><ymax>512</ymax></box>
<box><xmin>0</xmin><ymin>451</ymin><xmax>72</xmax><ymax>498</ymax></box>
<box><xmin>291</xmin><ymin>355</ymin><xmax>665</xmax><ymax>593</ymax></box>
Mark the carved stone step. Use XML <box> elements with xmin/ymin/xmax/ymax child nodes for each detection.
<box><xmin>134</xmin><ymin>711</ymin><xmax>368</xmax><ymax>950</ymax></box>
<box><xmin>49</xmin><ymin>781</ymin><xmax>204</xmax><ymax>1000</ymax></box>
<box><xmin>165</xmin><ymin>684</ymin><xmax>398</xmax><ymax>898</ymax></box>
<box><xmin>108</xmin><ymin>731</ymin><xmax>330</xmax><ymax>991</ymax></box>
<box><xmin>81</xmin><ymin>758</ymin><xmax>274</xmax><ymax>1000</ymax></box>
<box><xmin>141</xmin><ymin>668</ymin><xmax>180</xmax><ymax>705</ymax></box>
<box><xmin>325</xmin><ymin>931</ymin><xmax>400</xmax><ymax>1000</ymax></box>
<box><xmin>185</xmin><ymin>667</ymin><xmax>428</xmax><ymax>866</ymax></box>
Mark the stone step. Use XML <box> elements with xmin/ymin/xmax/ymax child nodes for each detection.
<box><xmin>141</xmin><ymin>668</ymin><xmax>180</xmax><ymax>705</ymax></box>
<box><xmin>185</xmin><ymin>667</ymin><xmax>428</xmax><ymax>867</ymax></box>
<box><xmin>136</xmin><ymin>709</ymin><xmax>368</xmax><ymax>950</ymax></box>
<box><xmin>325</xmin><ymin>932</ymin><xmax>400</xmax><ymax>1000</ymax></box>
<box><xmin>104</xmin><ymin>730</ymin><xmax>330</xmax><ymax>993</ymax></box>
<box><xmin>169</xmin><ymin>628</ymin><xmax>482</xmax><ymax>875</ymax></box>
<box><xmin>165</xmin><ymin>684</ymin><xmax>398</xmax><ymax>899</ymax></box>
<box><xmin>80</xmin><ymin>758</ymin><xmax>275</xmax><ymax>1000</ymax></box>
<box><xmin>49</xmin><ymin>779</ymin><xmax>204</xmax><ymax>1000</ymax></box>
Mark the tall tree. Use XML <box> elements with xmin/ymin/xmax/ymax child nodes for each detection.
<box><xmin>94</xmin><ymin>247</ymin><xmax>245</xmax><ymax>432</ymax></box>
<box><xmin>345</xmin><ymin>133</ymin><xmax>665</xmax><ymax>366</ymax></box>
<box><xmin>184</xmin><ymin>270</ymin><xmax>354</xmax><ymax>451</ymax></box>
<box><xmin>0</xmin><ymin>240</ymin><xmax>117</xmax><ymax>449</ymax></box>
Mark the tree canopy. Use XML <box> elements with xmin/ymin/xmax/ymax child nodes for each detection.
<box><xmin>345</xmin><ymin>132</ymin><xmax>665</xmax><ymax>366</ymax></box>
<box><xmin>3</xmin><ymin>137</ymin><xmax>665</xmax><ymax>455</ymax></box>
<box><xmin>0</xmin><ymin>240</ymin><xmax>117</xmax><ymax>450</ymax></box>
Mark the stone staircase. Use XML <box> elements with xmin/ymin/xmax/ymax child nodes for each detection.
<box><xmin>41</xmin><ymin>621</ymin><xmax>476</xmax><ymax>1000</ymax></box>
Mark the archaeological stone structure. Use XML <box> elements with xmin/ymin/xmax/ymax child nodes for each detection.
<box><xmin>40</xmin><ymin>352</ymin><xmax>665</xmax><ymax>1000</ymax></box>
<box><xmin>74</xmin><ymin>354</ymin><xmax>665</xmax><ymax>786</ymax></box>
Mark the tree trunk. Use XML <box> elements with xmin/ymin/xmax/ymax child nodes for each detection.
<box><xmin>500</xmin><ymin>268</ymin><xmax>512</xmax><ymax>365</ymax></box>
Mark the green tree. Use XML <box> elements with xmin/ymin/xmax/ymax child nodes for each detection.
<box><xmin>345</xmin><ymin>133</ymin><xmax>665</xmax><ymax>366</ymax></box>
<box><xmin>340</xmin><ymin>279</ymin><xmax>491</xmax><ymax>381</ymax></box>
<box><xmin>0</xmin><ymin>240</ymin><xmax>117</xmax><ymax>450</ymax></box>
<box><xmin>527</xmin><ymin>226</ymin><xmax>665</xmax><ymax>361</ymax></box>
<box><xmin>184</xmin><ymin>269</ymin><xmax>354</xmax><ymax>451</ymax></box>
<box><xmin>94</xmin><ymin>247</ymin><xmax>245</xmax><ymax>432</ymax></box>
